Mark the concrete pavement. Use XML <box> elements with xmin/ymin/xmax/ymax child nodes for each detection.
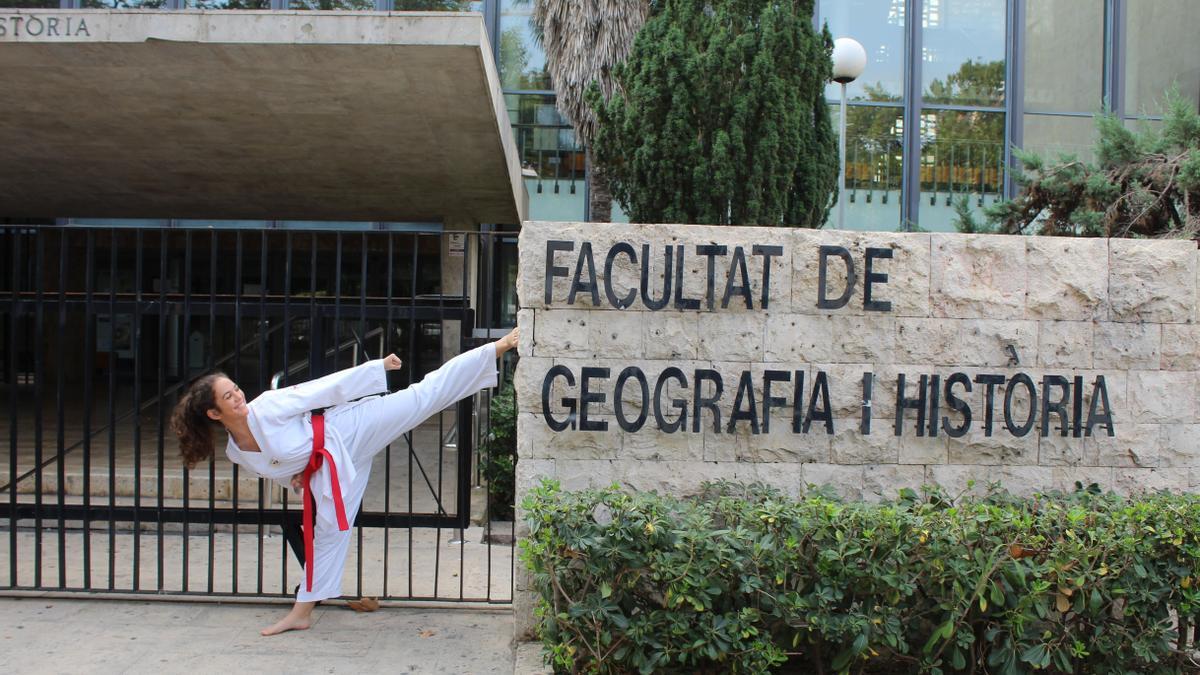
<box><xmin>0</xmin><ymin>595</ymin><xmax>516</xmax><ymax>674</ymax></box>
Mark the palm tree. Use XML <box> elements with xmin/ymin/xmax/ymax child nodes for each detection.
<box><xmin>532</xmin><ymin>0</ymin><xmax>650</xmax><ymax>222</ymax></box>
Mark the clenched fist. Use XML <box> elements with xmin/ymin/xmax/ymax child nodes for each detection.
<box><xmin>383</xmin><ymin>354</ymin><xmax>403</xmax><ymax>371</ymax></box>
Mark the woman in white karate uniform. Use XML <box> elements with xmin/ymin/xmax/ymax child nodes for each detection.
<box><xmin>170</xmin><ymin>327</ymin><xmax>519</xmax><ymax>635</ymax></box>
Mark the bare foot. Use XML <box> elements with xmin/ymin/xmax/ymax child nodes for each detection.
<box><xmin>260</xmin><ymin>608</ymin><xmax>313</xmax><ymax>636</ymax></box>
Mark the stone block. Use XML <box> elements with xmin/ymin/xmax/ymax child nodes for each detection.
<box><xmin>539</xmin><ymin>416</ymin><xmax>621</xmax><ymax>460</ymax></box>
<box><xmin>716</xmin><ymin>424</ymin><xmax>831</xmax><ymax>464</ymax></box>
<box><xmin>929</xmin><ymin>234</ymin><xmax>1026</xmax><ymax>320</ymax></box>
<box><xmin>1108</xmin><ymin>238</ymin><xmax>1197</xmax><ymax>323</ymax></box>
<box><xmin>831</xmin><ymin>421</ymin><xmax>900</xmax><ymax>464</ymax></box>
<box><xmin>964</xmin><ymin>320</ymin><xmax>1039</xmax><ymax>368</ymax></box>
<box><xmin>1128</xmin><ymin>371</ymin><xmax>1195</xmax><ymax>423</ymax></box>
<box><xmin>554</xmin><ymin>459</ymin><xmax>618</xmax><ymax>491</ymax></box>
<box><xmin>894</xmin><ymin>318</ymin><xmax>959</xmax><ymax>365</ymax></box>
<box><xmin>1025</xmin><ymin>237</ymin><xmax>1108</xmax><ymax>320</ymax></box>
<box><xmin>1092</xmin><ymin>322</ymin><xmax>1161</xmax><ymax>370</ymax></box>
<box><xmin>813</xmin><ymin>363</ymin><xmax>874</xmax><ymax>418</ymax></box>
<box><xmin>897</xmin><ymin>433</ymin><xmax>950</xmax><ymax>465</ymax></box>
<box><xmin>530</xmin><ymin>309</ymin><xmax>590</xmax><ymax>357</ymax></box>
<box><xmin>697</xmin><ymin>313</ymin><xmax>765</xmax><ymax>361</ymax></box>
<box><xmin>1037</xmin><ymin>434</ymin><xmax>1086</xmax><ymax>466</ymax></box>
<box><xmin>1161</xmin><ymin>325</ymin><xmax>1200</xmax><ymax>370</ymax></box>
<box><xmin>512</xmin><ymin>589</ymin><xmax>541</xmax><ymax>642</ymax></box>
<box><xmin>514</xmin><ymin>641</ymin><xmax>552</xmax><ymax>675</ymax></box>
<box><xmin>1050</xmin><ymin>466</ymin><xmax>1115</xmax><ymax>493</ymax></box>
<box><xmin>926</xmin><ymin>464</ymin><xmax>1055</xmax><ymax>497</ymax></box>
<box><xmin>517</xmin><ymin>308</ymin><xmax>536</xmax><ymax>356</ymax></box>
<box><xmin>828</xmin><ymin>315</ymin><xmax>897</xmax><ymax>364</ymax></box>
<box><xmin>764</xmin><ymin>313</ymin><xmax>833</xmax><ymax>362</ymax></box>
<box><xmin>588</xmin><ymin>310</ymin><xmax>646</xmax><ymax>359</ymax></box>
<box><xmin>790</xmin><ymin>229</ymin><xmax>931</xmax><ymax>317</ymax></box>
<box><xmin>802</xmin><ymin>463</ymin><xmax>863</xmax><ymax>499</ymax></box>
<box><xmin>1083</xmin><ymin>423</ymin><xmax>1160</xmax><ymax>467</ymax></box>
<box><xmin>1113</xmin><ymin>468</ymin><xmax>1190</xmax><ymax>494</ymax></box>
<box><xmin>1037</xmin><ymin>321</ymin><xmax>1093</xmax><ymax>369</ymax></box>
<box><xmin>729</xmin><ymin>462</ymin><xmax>806</xmax><ymax>498</ymax></box>
<box><xmin>948</xmin><ymin>427</ymin><xmax>1039</xmax><ymax>465</ymax></box>
<box><xmin>863</xmin><ymin>464</ymin><xmax>927</xmax><ymax>501</ymax></box>
<box><xmin>622</xmin><ymin>428</ymin><xmax>704</xmax><ymax>462</ymax></box>
<box><xmin>643</xmin><ymin>313</ymin><xmax>701</xmax><ymax>359</ymax></box>
<box><xmin>616</xmin><ymin>459</ymin><xmax>741</xmax><ymax>495</ymax></box>
<box><xmin>1159</xmin><ymin>425</ymin><xmax>1200</xmax><ymax>468</ymax></box>
<box><xmin>514</xmin><ymin>357</ymin><xmax>553</xmax><ymax>414</ymax></box>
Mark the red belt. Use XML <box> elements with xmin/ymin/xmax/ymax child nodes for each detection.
<box><xmin>302</xmin><ymin>413</ymin><xmax>350</xmax><ymax>593</ymax></box>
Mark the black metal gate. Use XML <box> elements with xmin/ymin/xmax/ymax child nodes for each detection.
<box><xmin>0</xmin><ymin>226</ymin><xmax>515</xmax><ymax>603</ymax></box>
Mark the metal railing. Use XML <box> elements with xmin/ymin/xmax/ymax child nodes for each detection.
<box><xmin>1</xmin><ymin>226</ymin><xmax>515</xmax><ymax>603</ymax></box>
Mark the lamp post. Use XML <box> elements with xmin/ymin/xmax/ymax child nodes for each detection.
<box><xmin>831</xmin><ymin>37</ymin><xmax>867</xmax><ymax>230</ymax></box>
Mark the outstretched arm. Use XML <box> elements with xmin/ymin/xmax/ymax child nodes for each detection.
<box><xmin>255</xmin><ymin>356</ymin><xmax>402</xmax><ymax>423</ymax></box>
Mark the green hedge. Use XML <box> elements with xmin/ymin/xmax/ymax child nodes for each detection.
<box><xmin>520</xmin><ymin>480</ymin><xmax>1200</xmax><ymax>674</ymax></box>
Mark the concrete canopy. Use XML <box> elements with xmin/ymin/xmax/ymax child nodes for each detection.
<box><xmin>0</xmin><ymin>10</ymin><xmax>527</xmax><ymax>224</ymax></box>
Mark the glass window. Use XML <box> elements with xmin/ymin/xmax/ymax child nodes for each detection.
<box><xmin>832</xmin><ymin>103</ymin><xmax>904</xmax><ymax>231</ymax></box>
<box><xmin>1125</xmin><ymin>0</ymin><xmax>1200</xmax><ymax>116</ymax></box>
<box><xmin>505</xmin><ymin>93</ymin><xmax>585</xmax><ymax>220</ymax></box>
<box><xmin>499</xmin><ymin>0</ymin><xmax>550</xmax><ymax>91</ymax></box>
<box><xmin>922</xmin><ymin>0</ymin><xmax>1006</xmax><ymax>107</ymax></box>
<box><xmin>2</xmin><ymin>0</ymin><xmax>63</xmax><ymax>7</ymax></box>
<box><xmin>394</xmin><ymin>0</ymin><xmax>479</xmax><ymax>9</ymax></box>
<box><xmin>819</xmin><ymin>0</ymin><xmax>905</xmax><ymax>103</ymax></box>
<box><xmin>185</xmin><ymin>0</ymin><xmax>269</xmax><ymax>8</ymax></box>
<box><xmin>80</xmin><ymin>0</ymin><xmax>168</xmax><ymax>7</ymax></box>
<box><xmin>917</xmin><ymin>109</ymin><xmax>1005</xmax><ymax>231</ymax></box>
<box><xmin>1023</xmin><ymin>0</ymin><xmax>1102</xmax><ymax>113</ymax></box>
<box><xmin>290</xmin><ymin>0</ymin><xmax>374</xmax><ymax>9</ymax></box>
<box><xmin>1022</xmin><ymin>113</ymin><xmax>1097</xmax><ymax>165</ymax></box>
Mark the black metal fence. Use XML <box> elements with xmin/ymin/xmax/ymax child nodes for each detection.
<box><xmin>0</xmin><ymin>225</ymin><xmax>516</xmax><ymax>603</ymax></box>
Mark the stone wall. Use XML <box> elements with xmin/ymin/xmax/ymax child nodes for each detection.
<box><xmin>512</xmin><ymin>221</ymin><xmax>1199</xmax><ymax>635</ymax></box>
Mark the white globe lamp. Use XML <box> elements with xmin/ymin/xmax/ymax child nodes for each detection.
<box><xmin>831</xmin><ymin>37</ymin><xmax>867</xmax><ymax>229</ymax></box>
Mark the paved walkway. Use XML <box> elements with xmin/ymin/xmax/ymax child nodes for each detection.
<box><xmin>0</xmin><ymin>595</ymin><xmax>516</xmax><ymax>674</ymax></box>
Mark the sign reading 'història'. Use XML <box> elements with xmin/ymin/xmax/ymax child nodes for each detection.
<box><xmin>514</xmin><ymin>221</ymin><xmax>1198</xmax><ymax>503</ymax></box>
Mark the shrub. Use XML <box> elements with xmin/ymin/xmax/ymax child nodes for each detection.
<box><xmin>520</xmin><ymin>480</ymin><xmax>1200</xmax><ymax>674</ymax></box>
<box><xmin>480</xmin><ymin>380</ymin><xmax>518</xmax><ymax>521</ymax></box>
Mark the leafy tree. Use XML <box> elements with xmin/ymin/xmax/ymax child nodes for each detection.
<box><xmin>532</xmin><ymin>0</ymin><xmax>651</xmax><ymax>222</ymax></box>
<box><xmin>590</xmin><ymin>0</ymin><xmax>838</xmax><ymax>227</ymax></box>
<box><xmin>959</xmin><ymin>86</ymin><xmax>1200</xmax><ymax>238</ymax></box>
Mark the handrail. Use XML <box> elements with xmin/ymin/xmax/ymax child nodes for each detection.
<box><xmin>269</xmin><ymin>326</ymin><xmax>385</xmax><ymax>390</ymax></box>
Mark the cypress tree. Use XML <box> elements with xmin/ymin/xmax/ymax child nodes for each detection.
<box><xmin>590</xmin><ymin>0</ymin><xmax>838</xmax><ymax>227</ymax></box>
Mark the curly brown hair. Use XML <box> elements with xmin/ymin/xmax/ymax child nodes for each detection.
<box><xmin>170</xmin><ymin>372</ymin><xmax>227</xmax><ymax>470</ymax></box>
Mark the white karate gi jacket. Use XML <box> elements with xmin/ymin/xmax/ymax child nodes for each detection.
<box><xmin>225</xmin><ymin>344</ymin><xmax>498</xmax><ymax>601</ymax></box>
<box><xmin>226</xmin><ymin>357</ymin><xmax>388</xmax><ymax>526</ymax></box>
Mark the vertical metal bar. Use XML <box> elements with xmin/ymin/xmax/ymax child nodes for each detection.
<box><xmin>7</xmin><ymin>229</ymin><xmax>20</xmax><ymax>587</ymax></box>
<box><xmin>181</xmin><ymin>230</ymin><xmax>192</xmax><ymax>593</ymax></box>
<box><xmin>406</xmin><ymin>233</ymin><xmax>418</xmax><ymax>598</ymax></box>
<box><xmin>1102</xmin><ymin>0</ymin><xmax>1125</xmax><ymax>116</ymax></box>
<box><xmin>900</xmin><ymin>0</ymin><xmax>924</xmax><ymax>230</ymax></box>
<box><xmin>280</xmin><ymin>231</ymin><xmax>293</xmax><ymax>595</ymax></box>
<box><xmin>55</xmin><ymin>231</ymin><xmax>68</xmax><ymax>588</ymax></box>
<box><xmin>232</xmin><ymin>230</ymin><xmax>243</xmax><ymax>594</ymax></box>
<box><xmin>257</xmin><ymin>230</ymin><xmax>268</xmax><ymax>595</ymax></box>
<box><xmin>82</xmin><ymin>230</ymin><xmax>95</xmax><ymax>590</ymax></box>
<box><xmin>1004</xmin><ymin>0</ymin><xmax>1025</xmax><ymax>200</ymax></box>
<box><xmin>156</xmin><ymin>231</ymin><xmax>168</xmax><ymax>590</ymax></box>
<box><xmin>382</xmin><ymin>233</ymin><xmax>393</xmax><ymax>598</ymax></box>
<box><xmin>482</xmin><ymin>232</ymin><xmax>494</xmax><ymax>602</ymax></box>
<box><xmin>33</xmin><ymin>230</ymin><xmax>44</xmax><ymax>588</ymax></box>
<box><xmin>107</xmin><ymin>231</ymin><xmax>117</xmax><ymax>590</ymax></box>
<box><xmin>207</xmin><ymin>231</ymin><xmax>217</xmax><ymax>595</ymax></box>
<box><xmin>132</xmin><ymin>229</ymin><xmax>144</xmax><ymax>591</ymax></box>
<box><xmin>334</xmin><ymin>233</ymin><xmax>342</xmax><ymax>374</ymax></box>
<box><xmin>356</xmin><ymin>233</ymin><xmax>366</xmax><ymax>598</ymax></box>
